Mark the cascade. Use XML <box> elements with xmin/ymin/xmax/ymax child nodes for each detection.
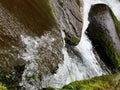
<box><xmin>41</xmin><ymin>32</ymin><xmax>110</xmax><ymax>89</ymax></box>
<box><xmin>19</xmin><ymin>0</ymin><xmax>120</xmax><ymax>89</ymax></box>
<box><xmin>41</xmin><ymin>0</ymin><xmax>120</xmax><ymax>88</ymax></box>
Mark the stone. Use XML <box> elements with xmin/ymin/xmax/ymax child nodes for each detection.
<box><xmin>86</xmin><ymin>4</ymin><xmax>120</xmax><ymax>70</ymax></box>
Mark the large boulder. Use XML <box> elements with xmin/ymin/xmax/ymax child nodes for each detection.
<box><xmin>0</xmin><ymin>0</ymin><xmax>83</xmax><ymax>89</ymax></box>
<box><xmin>50</xmin><ymin>0</ymin><xmax>83</xmax><ymax>45</ymax></box>
<box><xmin>86</xmin><ymin>4</ymin><xmax>120</xmax><ymax>70</ymax></box>
<box><xmin>0</xmin><ymin>0</ymin><xmax>63</xmax><ymax>89</ymax></box>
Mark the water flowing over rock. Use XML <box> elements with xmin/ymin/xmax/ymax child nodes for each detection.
<box><xmin>0</xmin><ymin>0</ymin><xmax>64</xmax><ymax>89</ymax></box>
<box><xmin>86</xmin><ymin>4</ymin><xmax>120</xmax><ymax>71</ymax></box>
<box><xmin>60</xmin><ymin>73</ymin><xmax>120</xmax><ymax>90</ymax></box>
<box><xmin>1</xmin><ymin>0</ymin><xmax>119</xmax><ymax>89</ymax></box>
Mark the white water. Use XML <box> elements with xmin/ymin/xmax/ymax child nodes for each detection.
<box><xmin>19</xmin><ymin>0</ymin><xmax>120</xmax><ymax>89</ymax></box>
<box><xmin>19</xmin><ymin>33</ymin><xmax>56</xmax><ymax>90</ymax></box>
<box><xmin>41</xmin><ymin>32</ymin><xmax>110</xmax><ymax>88</ymax></box>
<box><xmin>41</xmin><ymin>0</ymin><xmax>120</xmax><ymax>88</ymax></box>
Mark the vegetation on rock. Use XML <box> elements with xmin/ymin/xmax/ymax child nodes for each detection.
<box><xmin>65</xmin><ymin>36</ymin><xmax>80</xmax><ymax>46</ymax></box>
<box><xmin>110</xmin><ymin>9</ymin><xmax>120</xmax><ymax>39</ymax></box>
<box><xmin>45</xmin><ymin>73</ymin><xmax>120</xmax><ymax>90</ymax></box>
<box><xmin>86</xmin><ymin>4</ymin><xmax>120</xmax><ymax>69</ymax></box>
<box><xmin>64</xmin><ymin>31</ymin><xmax>80</xmax><ymax>46</ymax></box>
<box><xmin>0</xmin><ymin>85</ymin><xmax>7</xmax><ymax>90</ymax></box>
<box><xmin>45</xmin><ymin>87</ymin><xmax>56</xmax><ymax>90</ymax></box>
<box><xmin>60</xmin><ymin>73</ymin><xmax>120</xmax><ymax>90</ymax></box>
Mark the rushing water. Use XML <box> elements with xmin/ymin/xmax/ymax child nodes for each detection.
<box><xmin>41</xmin><ymin>33</ymin><xmax>110</xmax><ymax>89</ymax></box>
<box><xmin>0</xmin><ymin>0</ymin><xmax>120</xmax><ymax>90</ymax></box>
<box><xmin>41</xmin><ymin>0</ymin><xmax>120</xmax><ymax>89</ymax></box>
<box><xmin>19</xmin><ymin>33</ymin><xmax>59</xmax><ymax>90</ymax></box>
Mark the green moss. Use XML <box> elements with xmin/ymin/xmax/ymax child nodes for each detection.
<box><xmin>106</xmin><ymin>9</ymin><xmax>120</xmax><ymax>68</ymax></box>
<box><xmin>65</xmin><ymin>36</ymin><xmax>80</xmax><ymax>46</ymax></box>
<box><xmin>88</xmin><ymin>23</ymin><xmax>120</xmax><ymax>68</ymax></box>
<box><xmin>87</xmin><ymin>7</ymin><xmax>120</xmax><ymax>69</ymax></box>
<box><xmin>47</xmin><ymin>0</ymin><xmax>55</xmax><ymax>20</ymax></box>
<box><xmin>0</xmin><ymin>85</ymin><xmax>7</xmax><ymax>90</ymax></box>
<box><xmin>60</xmin><ymin>73</ymin><xmax>120</xmax><ymax>90</ymax></box>
<box><xmin>110</xmin><ymin>9</ymin><xmax>120</xmax><ymax>39</ymax></box>
<box><xmin>61</xmin><ymin>80</ymin><xmax>108</xmax><ymax>90</ymax></box>
<box><xmin>100</xmin><ymin>9</ymin><xmax>120</xmax><ymax>68</ymax></box>
<box><xmin>46</xmin><ymin>87</ymin><xmax>56</xmax><ymax>90</ymax></box>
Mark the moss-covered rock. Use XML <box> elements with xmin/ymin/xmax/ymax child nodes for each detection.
<box><xmin>65</xmin><ymin>36</ymin><xmax>80</xmax><ymax>46</ymax></box>
<box><xmin>110</xmin><ymin>9</ymin><xmax>120</xmax><ymax>39</ymax></box>
<box><xmin>64</xmin><ymin>31</ymin><xmax>80</xmax><ymax>46</ymax></box>
<box><xmin>86</xmin><ymin>4</ymin><xmax>120</xmax><ymax>69</ymax></box>
<box><xmin>0</xmin><ymin>85</ymin><xmax>7</xmax><ymax>90</ymax></box>
<box><xmin>45</xmin><ymin>87</ymin><xmax>56</xmax><ymax>90</ymax></box>
<box><xmin>60</xmin><ymin>73</ymin><xmax>120</xmax><ymax>90</ymax></box>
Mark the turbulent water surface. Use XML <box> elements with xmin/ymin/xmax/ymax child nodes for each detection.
<box><xmin>41</xmin><ymin>0</ymin><xmax>120</xmax><ymax>88</ymax></box>
<box><xmin>0</xmin><ymin>0</ymin><xmax>120</xmax><ymax>90</ymax></box>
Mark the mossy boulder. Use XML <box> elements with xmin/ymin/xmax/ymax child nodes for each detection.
<box><xmin>60</xmin><ymin>73</ymin><xmax>120</xmax><ymax>90</ymax></box>
<box><xmin>64</xmin><ymin>31</ymin><xmax>80</xmax><ymax>46</ymax></box>
<box><xmin>86</xmin><ymin>4</ymin><xmax>120</xmax><ymax>69</ymax></box>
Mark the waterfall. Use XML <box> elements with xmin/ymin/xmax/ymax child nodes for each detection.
<box><xmin>41</xmin><ymin>0</ymin><xmax>120</xmax><ymax>88</ymax></box>
<box><xmin>41</xmin><ymin>32</ymin><xmax>110</xmax><ymax>89</ymax></box>
<box><xmin>19</xmin><ymin>0</ymin><xmax>120</xmax><ymax>89</ymax></box>
<box><xmin>19</xmin><ymin>33</ymin><xmax>56</xmax><ymax>90</ymax></box>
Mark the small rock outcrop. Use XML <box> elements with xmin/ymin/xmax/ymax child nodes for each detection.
<box><xmin>64</xmin><ymin>30</ymin><xmax>80</xmax><ymax>46</ymax></box>
<box><xmin>87</xmin><ymin>4</ymin><xmax>120</xmax><ymax>70</ymax></box>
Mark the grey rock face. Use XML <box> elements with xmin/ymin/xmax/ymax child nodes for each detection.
<box><xmin>87</xmin><ymin>4</ymin><xmax>120</xmax><ymax>70</ymax></box>
<box><xmin>0</xmin><ymin>0</ymin><xmax>83</xmax><ymax>89</ymax></box>
<box><xmin>0</xmin><ymin>0</ymin><xmax>63</xmax><ymax>89</ymax></box>
<box><xmin>50</xmin><ymin>0</ymin><xmax>83</xmax><ymax>39</ymax></box>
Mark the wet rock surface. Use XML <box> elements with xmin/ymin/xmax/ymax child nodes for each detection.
<box><xmin>50</xmin><ymin>0</ymin><xmax>83</xmax><ymax>39</ymax></box>
<box><xmin>0</xmin><ymin>0</ymin><xmax>63</xmax><ymax>89</ymax></box>
<box><xmin>87</xmin><ymin>4</ymin><xmax>120</xmax><ymax>70</ymax></box>
<box><xmin>0</xmin><ymin>0</ymin><xmax>83</xmax><ymax>89</ymax></box>
<box><xmin>50</xmin><ymin>0</ymin><xmax>83</xmax><ymax>59</ymax></box>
